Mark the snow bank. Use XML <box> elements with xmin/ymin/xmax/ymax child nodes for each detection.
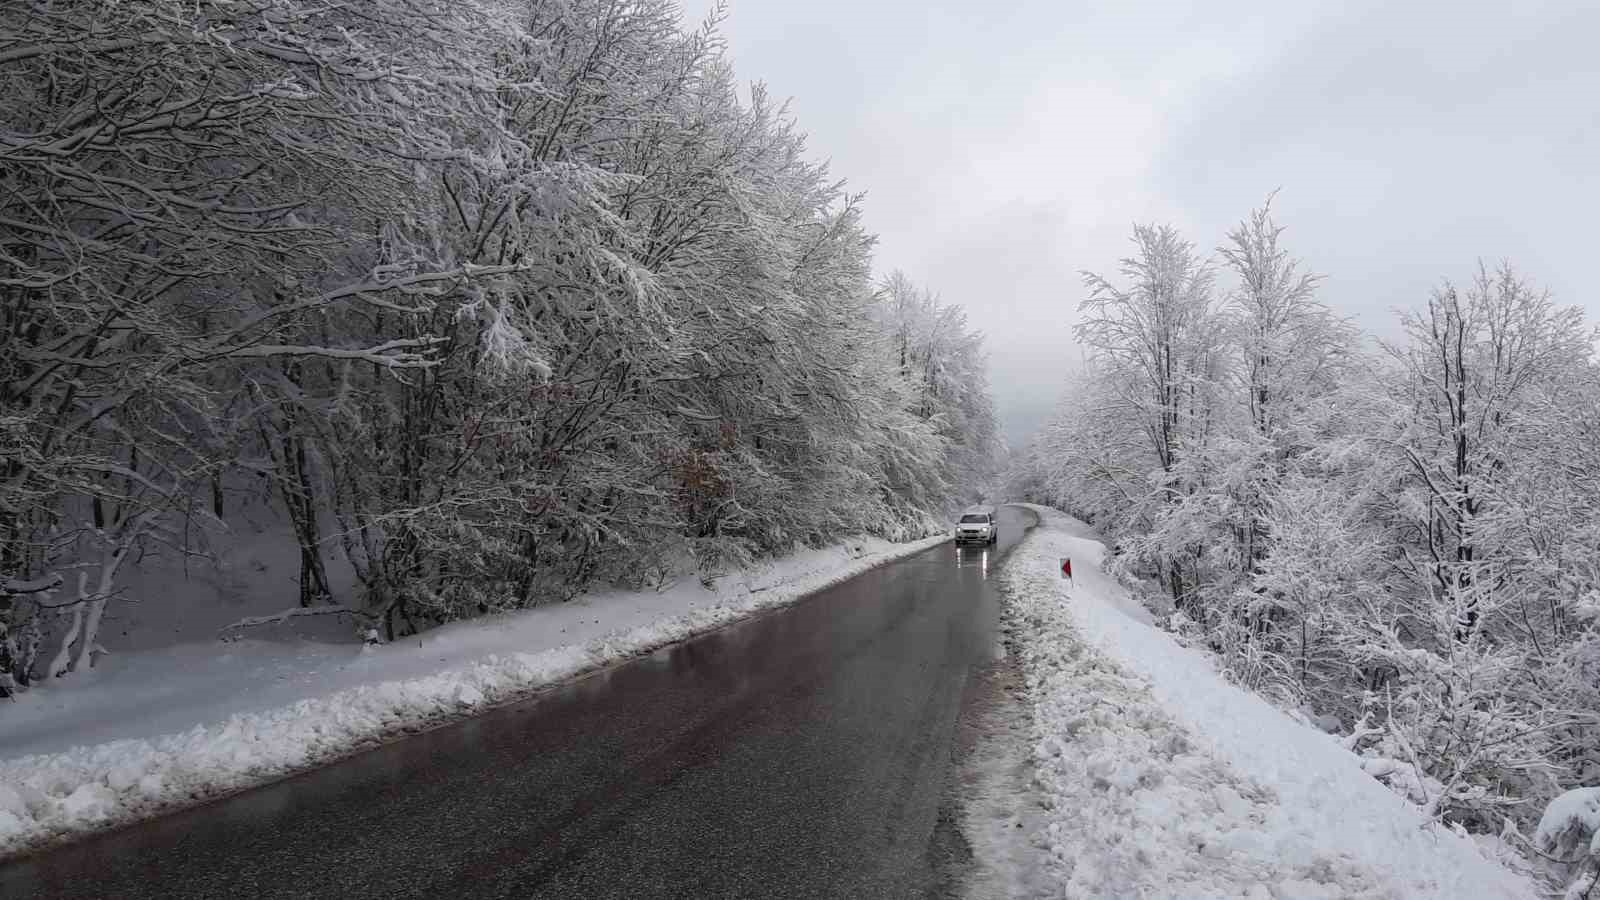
<box><xmin>0</xmin><ymin>532</ymin><xmax>947</xmax><ymax>859</ymax></box>
<box><xmin>1537</xmin><ymin>786</ymin><xmax>1600</xmax><ymax>856</ymax></box>
<box><xmin>1536</xmin><ymin>786</ymin><xmax>1600</xmax><ymax>899</ymax></box>
<box><xmin>1002</xmin><ymin>505</ymin><xmax>1536</xmax><ymax>899</ymax></box>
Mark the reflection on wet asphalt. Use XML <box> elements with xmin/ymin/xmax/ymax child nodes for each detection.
<box><xmin>1</xmin><ymin>508</ymin><xmax>1037</xmax><ymax>900</ymax></box>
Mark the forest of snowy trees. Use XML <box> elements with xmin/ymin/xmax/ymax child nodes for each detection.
<box><xmin>1008</xmin><ymin>198</ymin><xmax>1600</xmax><ymax>859</ymax></box>
<box><xmin>0</xmin><ymin>0</ymin><xmax>998</xmax><ymax>695</ymax></box>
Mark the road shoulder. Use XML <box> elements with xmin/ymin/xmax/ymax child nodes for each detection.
<box><xmin>999</xmin><ymin>505</ymin><xmax>1537</xmax><ymax>899</ymax></box>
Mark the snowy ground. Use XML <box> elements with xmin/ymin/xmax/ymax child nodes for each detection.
<box><xmin>948</xmin><ymin>630</ymin><xmax>1056</xmax><ymax>900</ymax></box>
<box><xmin>0</xmin><ymin>531</ymin><xmax>947</xmax><ymax>858</ymax></box>
<box><xmin>1000</xmin><ymin>505</ymin><xmax>1540</xmax><ymax>899</ymax></box>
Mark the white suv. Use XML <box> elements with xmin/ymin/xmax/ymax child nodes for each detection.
<box><xmin>955</xmin><ymin>510</ymin><xmax>998</xmax><ymax>545</ymax></box>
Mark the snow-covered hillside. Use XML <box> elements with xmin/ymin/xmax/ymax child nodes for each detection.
<box><xmin>1001</xmin><ymin>505</ymin><xmax>1539</xmax><ymax>899</ymax></box>
<box><xmin>0</xmin><ymin>532</ymin><xmax>946</xmax><ymax>859</ymax></box>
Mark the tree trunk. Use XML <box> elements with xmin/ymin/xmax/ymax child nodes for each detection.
<box><xmin>47</xmin><ymin>575</ymin><xmax>86</xmax><ymax>678</ymax></box>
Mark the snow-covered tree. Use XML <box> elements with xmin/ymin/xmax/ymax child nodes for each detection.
<box><xmin>877</xmin><ymin>273</ymin><xmax>1001</xmax><ymax>507</ymax></box>
<box><xmin>1073</xmin><ymin>224</ymin><xmax>1226</xmax><ymax>603</ymax></box>
<box><xmin>0</xmin><ymin>0</ymin><xmax>527</xmax><ymax>683</ymax></box>
<box><xmin>1014</xmin><ymin>200</ymin><xmax>1600</xmax><ymax>847</ymax></box>
<box><xmin>1</xmin><ymin>0</ymin><xmax>999</xmax><ymax>681</ymax></box>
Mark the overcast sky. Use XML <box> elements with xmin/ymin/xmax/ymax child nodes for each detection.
<box><xmin>680</xmin><ymin>0</ymin><xmax>1599</xmax><ymax>446</ymax></box>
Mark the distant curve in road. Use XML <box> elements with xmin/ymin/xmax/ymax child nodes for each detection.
<box><xmin>1</xmin><ymin>506</ymin><xmax>1038</xmax><ymax>900</ymax></box>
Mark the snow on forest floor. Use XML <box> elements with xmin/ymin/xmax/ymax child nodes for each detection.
<box><xmin>1001</xmin><ymin>505</ymin><xmax>1539</xmax><ymax>899</ymax></box>
<box><xmin>0</xmin><ymin>531</ymin><xmax>948</xmax><ymax>859</ymax></box>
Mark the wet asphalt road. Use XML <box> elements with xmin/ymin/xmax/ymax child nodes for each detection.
<box><xmin>1</xmin><ymin>507</ymin><xmax>1036</xmax><ymax>900</ymax></box>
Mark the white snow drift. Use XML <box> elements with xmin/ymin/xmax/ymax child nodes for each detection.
<box><xmin>1001</xmin><ymin>505</ymin><xmax>1537</xmax><ymax>899</ymax></box>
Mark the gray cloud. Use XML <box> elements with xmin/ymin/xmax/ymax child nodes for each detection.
<box><xmin>683</xmin><ymin>0</ymin><xmax>1599</xmax><ymax>445</ymax></box>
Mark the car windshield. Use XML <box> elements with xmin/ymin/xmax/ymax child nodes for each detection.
<box><xmin>959</xmin><ymin>514</ymin><xmax>988</xmax><ymax>524</ymax></box>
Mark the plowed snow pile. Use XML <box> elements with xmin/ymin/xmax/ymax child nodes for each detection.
<box><xmin>1002</xmin><ymin>505</ymin><xmax>1536</xmax><ymax>899</ymax></box>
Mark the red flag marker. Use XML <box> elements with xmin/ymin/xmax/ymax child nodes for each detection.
<box><xmin>1061</xmin><ymin>557</ymin><xmax>1073</xmax><ymax>580</ymax></box>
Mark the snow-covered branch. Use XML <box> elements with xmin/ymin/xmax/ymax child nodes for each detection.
<box><xmin>1</xmin><ymin>575</ymin><xmax>62</xmax><ymax>596</ymax></box>
<box><xmin>218</xmin><ymin>606</ymin><xmax>363</xmax><ymax>635</ymax></box>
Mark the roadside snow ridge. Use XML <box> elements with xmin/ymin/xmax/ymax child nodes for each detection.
<box><xmin>1002</xmin><ymin>505</ymin><xmax>1536</xmax><ymax>899</ymax></box>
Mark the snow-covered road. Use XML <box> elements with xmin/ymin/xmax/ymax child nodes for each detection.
<box><xmin>1001</xmin><ymin>505</ymin><xmax>1538</xmax><ymax>899</ymax></box>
